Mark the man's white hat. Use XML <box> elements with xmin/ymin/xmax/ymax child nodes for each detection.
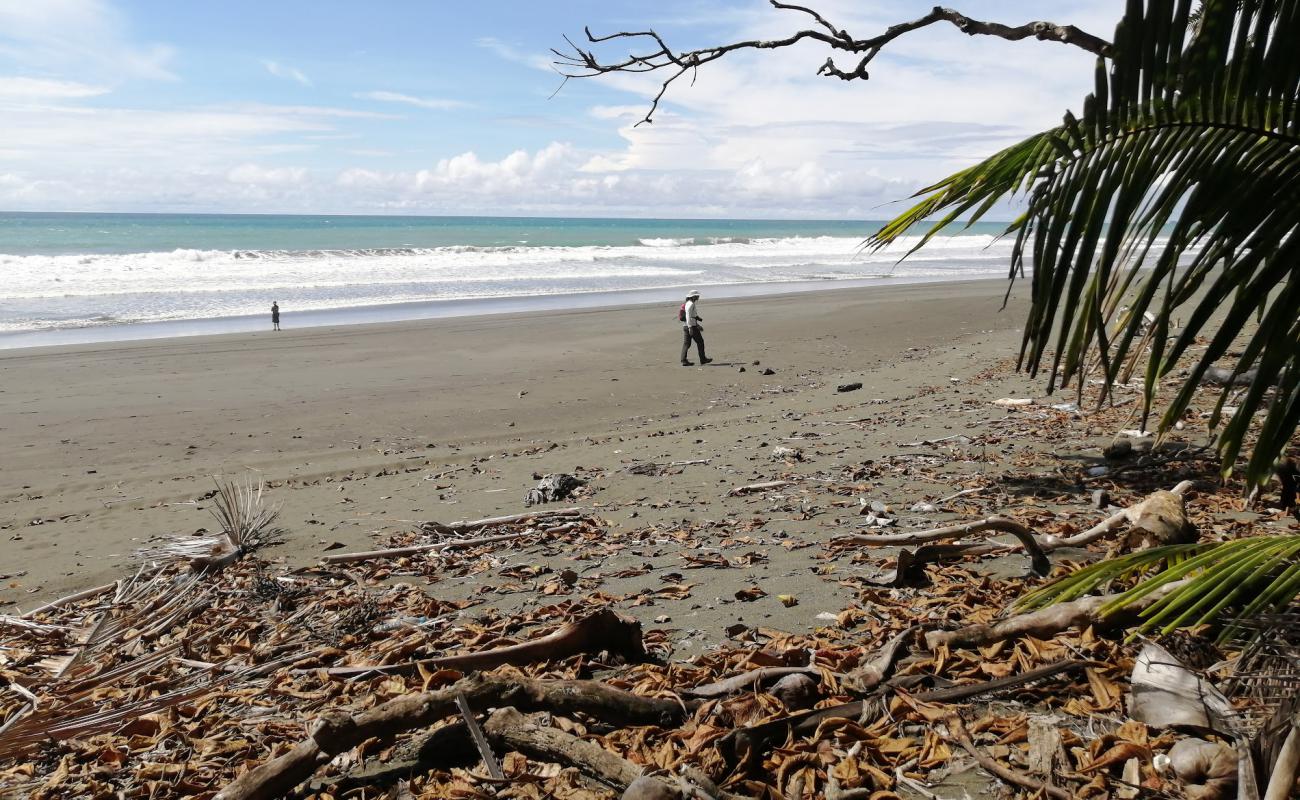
<box><xmin>686</xmin><ymin>290</ymin><xmax>701</xmax><ymax>298</ymax></box>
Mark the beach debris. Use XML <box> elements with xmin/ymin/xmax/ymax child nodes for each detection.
<box><xmin>770</xmin><ymin>672</ymin><xmax>817</xmax><ymax>708</ymax></box>
<box><xmin>727</xmin><ymin>479</ymin><xmax>792</xmax><ymax>496</ymax></box>
<box><xmin>770</xmin><ymin>445</ymin><xmax>803</xmax><ymax>461</ymax></box>
<box><xmin>525</xmin><ymin>473</ymin><xmax>586</xmax><ymax>506</ymax></box>
<box><xmin>993</xmin><ymin>397</ymin><xmax>1034</xmax><ymax>407</ymax></box>
<box><xmin>761</xmin><ymin>367</ymin><xmax>775</xmax><ymax>375</ymax></box>
<box><xmin>136</xmin><ymin>476</ymin><xmax>281</xmax><ymax>569</ymax></box>
<box><xmin>1166</xmin><ymin>738</ymin><xmax>1237</xmax><ymax>800</ymax></box>
<box><xmin>835</xmin><ymin>382</ymin><xmax>862</xmax><ymax>393</ymax></box>
<box><xmin>1130</xmin><ymin>642</ymin><xmax>1235</xmax><ymax>731</ymax></box>
<box><xmin>1</xmin><ymin>342</ymin><xmax>1286</xmax><ymax>800</ymax></box>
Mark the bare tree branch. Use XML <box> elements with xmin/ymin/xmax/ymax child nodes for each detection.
<box><xmin>555</xmin><ymin>2</ymin><xmax>1114</xmax><ymax>125</ymax></box>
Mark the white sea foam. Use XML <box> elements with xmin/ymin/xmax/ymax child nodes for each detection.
<box><xmin>0</xmin><ymin>234</ymin><xmax>1016</xmax><ymax>333</ymax></box>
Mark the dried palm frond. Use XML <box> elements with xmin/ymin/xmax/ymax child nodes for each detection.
<box><xmin>136</xmin><ymin>476</ymin><xmax>281</xmax><ymax>569</ymax></box>
<box><xmin>209</xmin><ymin>475</ymin><xmax>279</xmax><ymax>552</ymax></box>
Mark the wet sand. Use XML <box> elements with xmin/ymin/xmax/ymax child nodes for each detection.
<box><xmin>1</xmin><ymin>279</ymin><xmax>1049</xmax><ymax>640</ymax></box>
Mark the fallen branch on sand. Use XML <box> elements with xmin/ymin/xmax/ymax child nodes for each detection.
<box><xmin>925</xmin><ymin>579</ymin><xmax>1190</xmax><ymax>650</ymax></box>
<box><xmin>423</xmin><ymin>506</ymin><xmax>583</xmax><ymax>534</ymax></box>
<box><xmin>320</xmin><ymin>521</ymin><xmax>582</xmax><ymax>565</ymax></box>
<box><xmin>943</xmin><ymin>715</ymin><xmax>1073</xmax><ymax>800</ymax></box>
<box><xmin>306</xmin><ymin>607</ymin><xmax>645</xmax><ymax>677</ymax></box>
<box><xmin>214</xmin><ymin>673</ymin><xmax>683</xmax><ymax>800</ymax></box>
<box><xmin>846</xmin><ymin>517</ymin><xmax>1052</xmax><ymax>577</ymax></box>
<box><xmin>833</xmin><ymin>482</ymin><xmax>1196</xmax><ymax>577</ymax></box>
<box><xmin>728</xmin><ymin>480</ymin><xmax>793</xmax><ymax>496</ymax></box>
<box><xmin>684</xmin><ymin>666</ymin><xmax>821</xmax><ymax>699</ymax></box>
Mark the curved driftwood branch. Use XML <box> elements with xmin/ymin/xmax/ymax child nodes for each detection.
<box><xmin>684</xmin><ymin>666</ymin><xmax>820</xmax><ymax>699</ymax></box>
<box><xmin>925</xmin><ymin>579</ymin><xmax>1191</xmax><ymax>650</ymax></box>
<box><xmin>837</xmin><ymin>517</ymin><xmax>1051</xmax><ymax>576</ymax></box>
<box><xmin>214</xmin><ymin>673</ymin><xmax>684</xmax><ymax>800</ymax></box>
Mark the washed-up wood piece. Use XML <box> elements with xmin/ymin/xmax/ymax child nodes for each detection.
<box><xmin>943</xmin><ymin>714</ymin><xmax>1072</xmax><ymax>800</ymax></box>
<box><xmin>728</xmin><ymin>480</ymin><xmax>792</xmax><ymax>496</ymax></box>
<box><xmin>321</xmin><ymin>527</ymin><xmax>561</xmax><ymax>565</ymax></box>
<box><xmin>925</xmin><ymin>579</ymin><xmax>1190</xmax><ymax>650</ymax></box>
<box><xmin>425</xmin><ymin>506</ymin><xmax>583</xmax><ymax>534</ymax></box>
<box><xmin>843</xmin><ymin>625</ymin><xmax>921</xmax><ymax>692</ymax></box>
<box><xmin>485</xmin><ymin>706</ymin><xmax>652</xmax><ymax>792</ymax></box>
<box><xmin>215</xmin><ymin>673</ymin><xmax>685</xmax><ymax>800</ymax></box>
<box><xmin>683</xmin><ymin>666</ymin><xmax>819</xmax><ymax>699</ymax></box>
<box><xmin>840</xmin><ymin>482</ymin><xmax>1195</xmax><ymax>565</ymax></box>
<box><xmin>310</xmin><ymin>608</ymin><xmax>645</xmax><ymax>677</ymax></box>
<box><xmin>1044</xmin><ymin>480</ymin><xmax>1195</xmax><ymax>550</ymax></box>
<box><xmin>840</xmin><ymin>517</ymin><xmax>1051</xmax><ymax>576</ymax></box>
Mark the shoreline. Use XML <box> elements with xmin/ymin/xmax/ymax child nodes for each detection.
<box><xmin>0</xmin><ymin>273</ymin><xmax>1003</xmax><ymax>351</ymax></box>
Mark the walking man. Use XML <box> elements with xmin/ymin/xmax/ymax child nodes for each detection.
<box><xmin>271</xmin><ymin>301</ymin><xmax>281</xmax><ymax>331</ymax></box>
<box><xmin>680</xmin><ymin>290</ymin><xmax>711</xmax><ymax>366</ymax></box>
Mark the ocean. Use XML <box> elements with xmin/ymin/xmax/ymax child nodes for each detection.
<box><xmin>0</xmin><ymin>213</ymin><xmax>1015</xmax><ymax>347</ymax></box>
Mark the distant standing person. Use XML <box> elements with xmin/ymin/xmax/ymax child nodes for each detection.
<box><xmin>680</xmin><ymin>290</ymin><xmax>711</xmax><ymax>366</ymax></box>
<box><xmin>271</xmin><ymin>301</ymin><xmax>281</xmax><ymax>331</ymax></box>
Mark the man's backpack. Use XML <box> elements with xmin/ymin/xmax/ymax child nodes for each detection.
<box><xmin>678</xmin><ymin>303</ymin><xmax>686</xmax><ymax>322</ymax></box>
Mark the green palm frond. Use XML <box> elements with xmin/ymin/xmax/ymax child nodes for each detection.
<box><xmin>1018</xmin><ymin>534</ymin><xmax>1300</xmax><ymax>641</ymax></box>
<box><xmin>872</xmin><ymin>0</ymin><xmax>1300</xmax><ymax>490</ymax></box>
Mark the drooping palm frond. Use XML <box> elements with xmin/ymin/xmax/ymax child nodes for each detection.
<box><xmin>1017</xmin><ymin>534</ymin><xmax>1300</xmax><ymax>641</ymax></box>
<box><xmin>872</xmin><ymin>0</ymin><xmax>1300</xmax><ymax>490</ymax></box>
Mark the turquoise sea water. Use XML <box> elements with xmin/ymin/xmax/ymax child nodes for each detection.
<box><xmin>0</xmin><ymin>212</ymin><xmax>1015</xmax><ymax>345</ymax></box>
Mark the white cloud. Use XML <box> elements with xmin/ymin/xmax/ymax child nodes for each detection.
<box><xmin>0</xmin><ymin>76</ymin><xmax>109</xmax><ymax>99</ymax></box>
<box><xmin>0</xmin><ymin>0</ymin><xmax>176</xmax><ymax>81</ymax></box>
<box><xmin>0</xmin><ymin>0</ymin><xmax>1130</xmax><ymax>217</ymax></box>
<box><xmin>355</xmin><ymin>90</ymin><xmax>467</xmax><ymax>111</ymax></box>
<box><xmin>227</xmin><ymin>164</ymin><xmax>308</xmax><ymax>186</ymax></box>
<box><xmin>263</xmin><ymin>60</ymin><xmax>311</xmax><ymax>87</ymax></box>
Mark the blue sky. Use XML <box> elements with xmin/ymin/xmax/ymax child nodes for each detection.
<box><xmin>0</xmin><ymin>1</ymin><xmax>1124</xmax><ymax>218</ymax></box>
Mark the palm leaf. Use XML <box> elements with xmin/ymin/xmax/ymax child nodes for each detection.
<box><xmin>871</xmin><ymin>0</ymin><xmax>1300</xmax><ymax>490</ymax></box>
<box><xmin>1018</xmin><ymin>534</ymin><xmax>1300</xmax><ymax>641</ymax></box>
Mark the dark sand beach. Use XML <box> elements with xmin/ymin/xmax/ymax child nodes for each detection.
<box><xmin>2</xmin><ymin>279</ymin><xmax>1035</xmax><ymax>624</ymax></box>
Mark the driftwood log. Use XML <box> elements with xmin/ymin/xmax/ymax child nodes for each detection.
<box><xmin>684</xmin><ymin>666</ymin><xmax>820</xmax><ymax>699</ymax></box>
<box><xmin>310</xmin><ymin>608</ymin><xmax>645</xmax><ymax>677</ymax></box>
<box><xmin>214</xmin><ymin>673</ymin><xmax>683</xmax><ymax>800</ymax></box>
<box><xmin>320</xmin><ymin>521</ymin><xmax>581</xmax><ymax>565</ymax></box>
<box><xmin>434</xmin><ymin>507</ymin><xmax>583</xmax><ymax>533</ymax></box>
<box><xmin>485</xmin><ymin>707</ymin><xmax>662</xmax><ymax>791</ymax></box>
<box><xmin>835</xmin><ymin>482</ymin><xmax>1196</xmax><ymax>574</ymax></box>
<box><xmin>728</xmin><ymin>480</ymin><xmax>793</xmax><ymax>496</ymax></box>
<box><xmin>925</xmin><ymin>579</ymin><xmax>1190</xmax><ymax>650</ymax></box>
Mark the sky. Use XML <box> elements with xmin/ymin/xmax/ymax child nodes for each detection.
<box><xmin>0</xmin><ymin>1</ymin><xmax>1125</xmax><ymax>219</ymax></box>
